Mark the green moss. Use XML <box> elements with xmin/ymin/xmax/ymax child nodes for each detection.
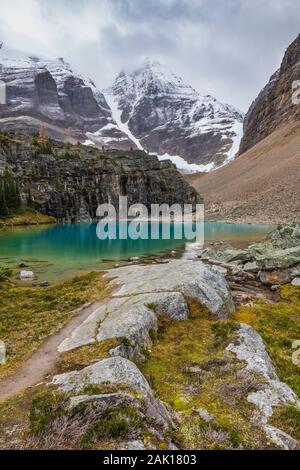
<box><xmin>138</xmin><ymin>299</ymin><xmax>268</xmax><ymax>449</ymax></box>
<box><xmin>80</xmin><ymin>406</ymin><xmax>141</xmax><ymax>449</ymax></box>
<box><xmin>56</xmin><ymin>338</ymin><xmax>118</xmax><ymax>374</ymax></box>
<box><xmin>120</xmin><ymin>336</ymin><xmax>132</xmax><ymax>348</ymax></box>
<box><xmin>0</xmin><ymin>267</ymin><xmax>12</xmax><ymax>282</ymax></box>
<box><xmin>270</xmin><ymin>405</ymin><xmax>300</xmax><ymax>442</ymax></box>
<box><xmin>211</xmin><ymin>320</ymin><xmax>238</xmax><ymax>347</ymax></box>
<box><xmin>234</xmin><ymin>285</ymin><xmax>300</xmax><ymax>396</ymax></box>
<box><xmin>82</xmin><ymin>384</ymin><xmax>103</xmax><ymax>395</ymax></box>
<box><xmin>29</xmin><ymin>388</ymin><xmax>67</xmax><ymax>434</ymax></box>
<box><xmin>0</xmin><ymin>272</ymin><xmax>109</xmax><ymax>376</ymax></box>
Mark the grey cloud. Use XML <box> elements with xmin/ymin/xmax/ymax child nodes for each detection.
<box><xmin>1</xmin><ymin>0</ymin><xmax>300</xmax><ymax>111</ymax></box>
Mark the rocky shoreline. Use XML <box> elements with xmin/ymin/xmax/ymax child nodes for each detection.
<box><xmin>21</xmin><ymin>225</ymin><xmax>299</xmax><ymax>449</ymax></box>
<box><xmin>1</xmin><ymin>225</ymin><xmax>300</xmax><ymax>450</ymax></box>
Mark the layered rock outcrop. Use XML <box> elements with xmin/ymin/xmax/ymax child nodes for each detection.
<box><xmin>200</xmin><ymin>225</ymin><xmax>300</xmax><ymax>274</ymax></box>
<box><xmin>0</xmin><ymin>135</ymin><xmax>201</xmax><ymax>223</ymax></box>
<box><xmin>240</xmin><ymin>34</ymin><xmax>300</xmax><ymax>154</ymax></box>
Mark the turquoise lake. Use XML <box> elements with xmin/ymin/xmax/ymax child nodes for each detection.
<box><xmin>0</xmin><ymin>222</ymin><xmax>273</xmax><ymax>282</ymax></box>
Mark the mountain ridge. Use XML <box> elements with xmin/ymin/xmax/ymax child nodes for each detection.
<box><xmin>0</xmin><ymin>48</ymin><xmax>244</xmax><ymax>172</ymax></box>
<box><xmin>188</xmin><ymin>33</ymin><xmax>300</xmax><ymax>224</ymax></box>
<box><xmin>0</xmin><ymin>48</ymin><xmax>134</xmax><ymax>149</ymax></box>
<box><xmin>101</xmin><ymin>59</ymin><xmax>244</xmax><ymax>172</ymax></box>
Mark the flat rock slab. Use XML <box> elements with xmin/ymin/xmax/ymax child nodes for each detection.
<box><xmin>59</xmin><ymin>259</ymin><xmax>234</xmax><ymax>354</ymax></box>
<box><xmin>105</xmin><ymin>259</ymin><xmax>235</xmax><ymax>319</ymax></box>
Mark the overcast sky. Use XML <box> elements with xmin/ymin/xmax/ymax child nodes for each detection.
<box><xmin>0</xmin><ymin>0</ymin><xmax>299</xmax><ymax>111</ymax></box>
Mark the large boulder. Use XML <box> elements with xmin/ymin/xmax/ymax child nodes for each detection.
<box><xmin>52</xmin><ymin>356</ymin><xmax>150</xmax><ymax>394</ymax></box>
<box><xmin>105</xmin><ymin>259</ymin><xmax>235</xmax><ymax>319</ymax></box>
<box><xmin>59</xmin><ymin>260</ymin><xmax>234</xmax><ymax>356</ymax></box>
<box><xmin>52</xmin><ymin>356</ymin><xmax>172</xmax><ymax>431</ymax></box>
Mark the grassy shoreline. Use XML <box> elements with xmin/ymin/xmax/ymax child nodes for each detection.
<box><xmin>0</xmin><ymin>272</ymin><xmax>109</xmax><ymax>378</ymax></box>
<box><xmin>0</xmin><ymin>208</ymin><xmax>55</xmax><ymax>228</ymax></box>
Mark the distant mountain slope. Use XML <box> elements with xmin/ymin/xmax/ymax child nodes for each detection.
<box><xmin>102</xmin><ymin>59</ymin><xmax>244</xmax><ymax>172</ymax></box>
<box><xmin>0</xmin><ymin>48</ymin><xmax>134</xmax><ymax>149</ymax></box>
<box><xmin>188</xmin><ymin>33</ymin><xmax>300</xmax><ymax>224</ymax></box>
<box><xmin>240</xmin><ymin>33</ymin><xmax>300</xmax><ymax>154</ymax></box>
<box><xmin>188</xmin><ymin>121</ymin><xmax>300</xmax><ymax>224</ymax></box>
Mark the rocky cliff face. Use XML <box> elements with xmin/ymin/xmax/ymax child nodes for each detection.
<box><xmin>103</xmin><ymin>60</ymin><xmax>244</xmax><ymax>172</ymax></box>
<box><xmin>0</xmin><ymin>50</ymin><xmax>134</xmax><ymax>149</ymax></box>
<box><xmin>0</xmin><ymin>134</ymin><xmax>201</xmax><ymax>223</ymax></box>
<box><xmin>240</xmin><ymin>34</ymin><xmax>300</xmax><ymax>154</ymax></box>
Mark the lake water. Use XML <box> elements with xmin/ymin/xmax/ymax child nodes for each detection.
<box><xmin>0</xmin><ymin>222</ymin><xmax>273</xmax><ymax>282</ymax></box>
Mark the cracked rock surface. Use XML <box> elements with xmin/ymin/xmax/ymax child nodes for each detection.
<box><xmin>59</xmin><ymin>259</ymin><xmax>234</xmax><ymax>355</ymax></box>
<box><xmin>227</xmin><ymin>323</ymin><xmax>300</xmax><ymax>449</ymax></box>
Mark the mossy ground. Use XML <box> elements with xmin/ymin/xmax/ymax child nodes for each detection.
<box><xmin>0</xmin><ymin>384</ymin><xmax>148</xmax><ymax>450</ymax></box>
<box><xmin>0</xmin><ymin>207</ymin><xmax>55</xmax><ymax>227</ymax></box>
<box><xmin>0</xmin><ymin>272</ymin><xmax>109</xmax><ymax>376</ymax></box>
<box><xmin>138</xmin><ymin>286</ymin><xmax>300</xmax><ymax>449</ymax></box>
<box><xmin>0</xmin><ymin>265</ymin><xmax>299</xmax><ymax>449</ymax></box>
<box><xmin>138</xmin><ymin>300</ymin><xmax>271</xmax><ymax>450</ymax></box>
<box><xmin>234</xmin><ymin>285</ymin><xmax>300</xmax><ymax>397</ymax></box>
<box><xmin>270</xmin><ymin>405</ymin><xmax>300</xmax><ymax>442</ymax></box>
<box><xmin>55</xmin><ymin>338</ymin><xmax>119</xmax><ymax>374</ymax></box>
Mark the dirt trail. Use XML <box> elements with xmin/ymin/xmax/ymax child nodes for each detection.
<box><xmin>0</xmin><ymin>301</ymin><xmax>104</xmax><ymax>403</ymax></box>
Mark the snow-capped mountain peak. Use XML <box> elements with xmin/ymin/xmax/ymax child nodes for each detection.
<box><xmin>103</xmin><ymin>60</ymin><xmax>244</xmax><ymax>172</ymax></box>
<box><xmin>0</xmin><ymin>46</ymin><xmax>134</xmax><ymax>149</ymax></box>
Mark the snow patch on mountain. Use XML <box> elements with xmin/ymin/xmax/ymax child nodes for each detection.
<box><xmin>221</xmin><ymin>121</ymin><xmax>244</xmax><ymax>165</ymax></box>
<box><xmin>103</xmin><ymin>88</ymin><xmax>213</xmax><ymax>173</ymax></box>
<box><xmin>155</xmin><ymin>153</ymin><xmax>215</xmax><ymax>173</ymax></box>
<box><xmin>105</xmin><ymin>59</ymin><xmax>244</xmax><ymax>171</ymax></box>
<box><xmin>104</xmin><ymin>91</ymin><xmax>143</xmax><ymax>150</ymax></box>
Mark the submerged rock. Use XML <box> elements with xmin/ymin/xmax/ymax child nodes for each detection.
<box><xmin>19</xmin><ymin>270</ymin><xmax>34</xmax><ymax>280</ymax></box>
